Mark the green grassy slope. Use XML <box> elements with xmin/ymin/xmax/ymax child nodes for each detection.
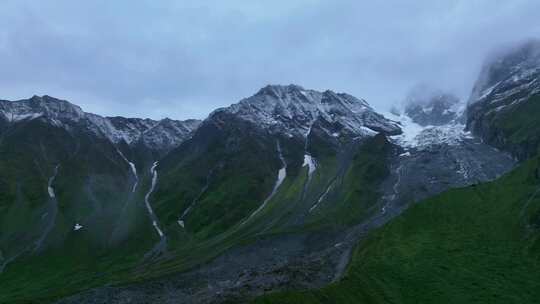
<box><xmin>254</xmin><ymin>156</ymin><xmax>540</xmax><ymax>304</ymax></box>
<box><xmin>0</xmin><ymin>123</ymin><xmax>393</xmax><ymax>303</ymax></box>
<box><xmin>0</xmin><ymin>119</ymin><xmax>159</xmax><ymax>303</ymax></box>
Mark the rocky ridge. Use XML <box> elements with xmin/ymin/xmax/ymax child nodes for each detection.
<box><xmin>467</xmin><ymin>39</ymin><xmax>540</xmax><ymax>159</ymax></box>
<box><xmin>210</xmin><ymin>84</ymin><xmax>401</xmax><ymax>140</ymax></box>
<box><xmin>0</xmin><ymin>95</ymin><xmax>200</xmax><ymax>153</ymax></box>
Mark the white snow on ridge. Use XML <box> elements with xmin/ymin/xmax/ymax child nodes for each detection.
<box><xmin>478</xmin><ymin>81</ymin><xmax>501</xmax><ymax>101</ymax></box>
<box><xmin>1</xmin><ymin>112</ymin><xmax>43</xmax><ymax>122</ymax></box>
<box><xmin>0</xmin><ymin>97</ymin><xmax>199</xmax><ymax>151</ymax></box>
<box><xmin>214</xmin><ymin>85</ymin><xmax>400</xmax><ymax>140</ymax></box>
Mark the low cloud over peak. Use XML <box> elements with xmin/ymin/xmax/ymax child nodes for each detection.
<box><xmin>1</xmin><ymin>1</ymin><xmax>539</xmax><ymax>120</ymax></box>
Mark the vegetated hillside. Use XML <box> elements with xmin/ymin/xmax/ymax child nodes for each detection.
<box><xmin>254</xmin><ymin>155</ymin><xmax>540</xmax><ymax>304</ymax></box>
<box><xmin>0</xmin><ymin>82</ymin><xmax>517</xmax><ymax>303</ymax></box>
<box><xmin>0</xmin><ymin>86</ymin><xmax>402</xmax><ymax>303</ymax></box>
<box><xmin>0</xmin><ymin>134</ymin><xmax>393</xmax><ymax>304</ymax></box>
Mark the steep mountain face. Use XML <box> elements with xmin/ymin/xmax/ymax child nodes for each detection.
<box><xmin>254</xmin><ymin>44</ymin><xmax>540</xmax><ymax>302</ymax></box>
<box><xmin>151</xmin><ymin>84</ymin><xmax>403</xmax><ymax>238</ymax></box>
<box><xmin>467</xmin><ymin>40</ymin><xmax>540</xmax><ymax>160</ymax></box>
<box><xmin>383</xmin><ymin>97</ymin><xmax>515</xmax><ymax>218</ymax></box>
<box><xmin>0</xmin><ymin>95</ymin><xmax>201</xmax><ymax>154</ymax></box>
<box><xmin>220</xmin><ymin>84</ymin><xmax>401</xmax><ymax>138</ymax></box>
<box><xmin>0</xmin><ymin>95</ymin><xmax>201</xmax><ymax>289</ymax></box>
<box><xmin>0</xmin><ymin>116</ymin><xmax>146</xmax><ymax>275</ymax></box>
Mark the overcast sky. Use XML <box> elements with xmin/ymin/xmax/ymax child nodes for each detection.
<box><xmin>1</xmin><ymin>1</ymin><xmax>539</xmax><ymax>120</ymax></box>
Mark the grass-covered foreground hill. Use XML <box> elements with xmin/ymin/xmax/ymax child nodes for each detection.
<box><xmin>254</xmin><ymin>155</ymin><xmax>540</xmax><ymax>303</ymax></box>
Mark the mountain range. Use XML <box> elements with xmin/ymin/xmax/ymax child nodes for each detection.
<box><xmin>1</xmin><ymin>40</ymin><xmax>539</xmax><ymax>304</ymax></box>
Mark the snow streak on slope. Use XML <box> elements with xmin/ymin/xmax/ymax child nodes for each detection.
<box><xmin>144</xmin><ymin>162</ymin><xmax>164</xmax><ymax>238</ymax></box>
<box><xmin>116</xmin><ymin>149</ymin><xmax>138</xmax><ymax>193</ymax></box>
<box><xmin>309</xmin><ymin>181</ymin><xmax>334</xmax><ymax>213</ymax></box>
<box><xmin>302</xmin><ymin>154</ymin><xmax>317</xmax><ymax>177</ymax></box>
<box><xmin>242</xmin><ymin>141</ymin><xmax>287</xmax><ymax>224</ymax></box>
<box><xmin>178</xmin><ymin>169</ymin><xmax>215</xmax><ymax>229</ymax></box>
<box><xmin>302</xmin><ymin>123</ymin><xmax>317</xmax><ymax>178</ymax></box>
<box><xmin>35</xmin><ymin>164</ymin><xmax>60</xmax><ymax>252</ymax></box>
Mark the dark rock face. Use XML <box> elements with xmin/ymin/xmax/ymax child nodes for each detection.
<box><xmin>466</xmin><ymin>40</ymin><xmax>540</xmax><ymax>160</ymax></box>
<box><xmin>380</xmin><ymin>138</ymin><xmax>515</xmax><ymax>215</ymax></box>
<box><xmin>404</xmin><ymin>92</ymin><xmax>461</xmax><ymax>126</ymax></box>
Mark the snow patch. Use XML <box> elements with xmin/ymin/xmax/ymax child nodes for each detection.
<box><xmin>243</xmin><ymin>141</ymin><xmax>287</xmax><ymax>224</ymax></box>
<box><xmin>479</xmin><ymin>81</ymin><xmax>501</xmax><ymax>100</ymax></box>
<box><xmin>3</xmin><ymin>112</ymin><xmax>43</xmax><ymax>122</ymax></box>
<box><xmin>302</xmin><ymin>154</ymin><xmax>317</xmax><ymax>176</ymax></box>
<box><xmin>47</xmin><ymin>165</ymin><xmax>60</xmax><ymax>198</ymax></box>
<box><xmin>178</xmin><ymin>168</ymin><xmax>215</xmax><ymax>227</ymax></box>
<box><xmin>359</xmin><ymin>126</ymin><xmax>378</xmax><ymax>136</ymax></box>
<box><xmin>309</xmin><ymin>182</ymin><xmax>334</xmax><ymax>212</ymax></box>
<box><xmin>152</xmin><ymin>221</ymin><xmax>164</xmax><ymax>237</ymax></box>
<box><xmin>399</xmin><ymin>152</ymin><xmax>411</xmax><ymax>157</ymax></box>
<box><xmin>47</xmin><ymin>186</ymin><xmax>55</xmax><ymax>198</ymax></box>
<box><xmin>73</xmin><ymin>223</ymin><xmax>83</xmax><ymax>231</ymax></box>
<box><xmin>144</xmin><ymin>161</ymin><xmax>165</xmax><ymax>238</ymax></box>
<box><xmin>0</xmin><ymin>98</ymin><xmax>199</xmax><ymax>152</ymax></box>
<box><xmin>117</xmin><ymin>149</ymin><xmax>138</xmax><ymax>193</ymax></box>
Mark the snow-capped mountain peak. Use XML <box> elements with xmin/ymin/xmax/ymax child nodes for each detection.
<box><xmin>469</xmin><ymin>39</ymin><xmax>540</xmax><ymax>106</ymax></box>
<box><xmin>0</xmin><ymin>95</ymin><xmax>85</xmax><ymax>124</ymax></box>
<box><xmin>211</xmin><ymin>84</ymin><xmax>401</xmax><ymax>139</ymax></box>
<box><xmin>466</xmin><ymin>39</ymin><xmax>540</xmax><ymax>159</ymax></box>
<box><xmin>0</xmin><ymin>95</ymin><xmax>201</xmax><ymax>152</ymax></box>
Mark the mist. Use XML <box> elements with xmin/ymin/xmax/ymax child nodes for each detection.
<box><xmin>1</xmin><ymin>1</ymin><xmax>539</xmax><ymax>119</ymax></box>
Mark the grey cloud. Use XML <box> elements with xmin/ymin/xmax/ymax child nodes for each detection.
<box><xmin>1</xmin><ymin>0</ymin><xmax>539</xmax><ymax>119</ymax></box>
